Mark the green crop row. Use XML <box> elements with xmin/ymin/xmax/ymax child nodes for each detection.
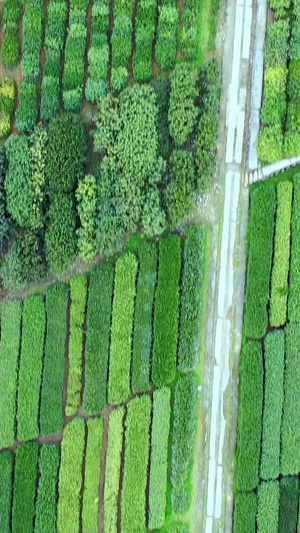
<box><xmin>152</xmin><ymin>235</ymin><xmax>181</xmax><ymax>386</ymax></box>
<box><xmin>178</xmin><ymin>226</ymin><xmax>206</xmax><ymax>372</ymax></box>
<box><xmin>257</xmin><ymin>481</ymin><xmax>279</xmax><ymax>533</ymax></box>
<box><xmin>104</xmin><ymin>406</ymin><xmax>125</xmax><ymax>533</ymax></box>
<box><xmin>17</xmin><ymin>295</ymin><xmax>46</xmax><ymax>442</ymax></box>
<box><xmin>244</xmin><ymin>184</ymin><xmax>276</xmax><ymax>339</ymax></box>
<box><xmin>171</xmin><ymin>373</ymin><xmax>198</xmax><ymax>513</ymax></box>
<box><xmin>21</xmin><ymin>0</ymin><xmax>43</xmax><ymax>82</ymax></box>
<box><xmin>235</xmin><ymin>341</ymin><xmax>263</xmax><ymax>492</ymax></box>
<box><xmin>155</xmin><ymin>5</ymin><xmax>179</xmax><ymax>70</ymax></box>
<box><xmin>133</xmin><ymin>0</ymin><xmax>157</xmax><ymax>82</ymax></box>
<box><xmin>233</xmin><ymin>492</ymin><xmax>257</xmax><ymax>533</ymax></box>
<box><xmin>108</xmin><ymin>253</ymin><xmax>138</xmax><ymax>404</ymax></box>
<box><xmin>288</xmin><ymin>175</ymin><xmax>300</xmax><ymax>321</ymax></box>
<box><xmin>0</xmin><ymin>452</ymin><xmax>13</xmax><ymax>533</ymax></box>
<box><xmin>279</xmin><ymin>476</ymin><xmax>299</xmax><ymax>533</ymax></box>
<box><xmin>84</xmin><ymin>262</ymin><xmax>114</xmax><ymax>413</ymax></box>
<box><xmin>16</xmin><ymin>82</ymin><xmax>38</xmax><ymax>133</ymax></box>
<box><xmin>82</xmin><ymin>418</ymin><xmax>103</xmax><ymax>532</ymax></box>
<box><xmin>57</xmin><ymin>418</ymin><xmax>85</xmax><ymax>533</ymax></box>
<box><xmin>111</xmin><ymin>0</ymin><xmax>135</xmax><ymax>91</ymax></box>
<box><xmin>285</xmin><ymin>11</ymin><xmax>300</xmax><ymax>156</ymax></box>
<box><xmin>0</xmin><ymin>300</ymin><xmax>22</xmax><ymax>449</ymax></box>
<box><xmin>35</xmin><ymin>444</ymin><xmax>60</xmax><ymax>533</ymax></box>
<box><xmin>12</xmin><ymin>441</ymin><xmax>39</xmax><ymax>533</ymax></box>
<box><xmin>181</xmin><ymin>0</ymin><xmax>199</xmax><ymax>60</ymax></box>
<box><xmin>40</xmin><ymin>284</ymin><xmax>69</xmax><ymax>436</ymax></box>
<box><xmin>2</xmin><ymin>0</ymin><xmax>21</xmax><ymax>67</ymax></box>
<box><xmin>121</xmin><ymin>395</ymin><xmax>152</xmax><ymax>533</ymax></box>
<box><xmin>260</xmin><ymin>331</ymin><xmax>285</xmax><ymax>481</ymax></box>
<box><xmin>148</xmin><ymin>387</ymin><xmax>171</xmax><ymax>529</ymax></box>
<box><xmin>66</xmin><ymin>275</ymin><xmax>87</xmax><ymax>416</ymax></box>
<box><xmin>270</xmin><ymin>182</ymin><xmax>293</xmax><ymax>327</ymax></box>
<box><xmin>85</xmin><ymin>0</ymin><xmax>109</xmax><ymax>103</ymax></box>
<box><xmin>0</xmin><ymin>77</ymin><xmax>15</xmax><ymax>138</ymax></box>
<box><xmin>132</xmin><ymin>242</ymin><xmax>157</xmax><ymax>393</ymax></box>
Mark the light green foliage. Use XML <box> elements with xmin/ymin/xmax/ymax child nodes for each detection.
<box><xmin>168</xmin><ymin>64</ymin><xmax>199</xmax><ymax>146</ymax></box>
<box><xmin>0</xmin><ymin>452</ymin><xmax>13</xmax><ymax>533</ymax></box>
<box><xmin>155</xmin><ymin>5</ymin><xmax>178</xmax><ymax>69</ymax></box>
<box><xmin>0</xmin><ymin>77</ymin><xmax>15</xmax><ymax>138</ymax></box>
<box><xmin>82</xmin><ymin>418</ymin><xmax>103</xmax><ymax>533</ymax></box>
<box><xmin>35</xmin><ymin>444</ymin><xmax>60</xmax><ymax>533</ymax></box>
<box><xmin>76</xmin><ymin>174</ymin><xmax>97</xmax><ymax>260</ymax></box>
<box><xmin>258</xmin><ymin>125</ymin><xmax>284</xmax><ymax>163</ymax></box>
<box><xmin>233</xmin><ymin>492</ymin><xmax>257</xmax><ymax>533</ymax></box>
<box><xmin>288</xmin><ymin>175</ymin><xmax>300</xmax><ymax>321</ymax></box>
<box><xmin>257</xmin><ymin>481</ymin><xmax>279</xmax><ymax>533</ymax></box>
<box><xmin>12</xmin><ymin>442</ymin><xmax>39</xmax><ymax>533</ymax></box>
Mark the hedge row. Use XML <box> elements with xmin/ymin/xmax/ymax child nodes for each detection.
<box><xmin>17</xmin><ymin>295</ymin><xmax>46</xmax><ymax>442</ymax></box>
<box><xmin>181</xmin><ymin>0</ymin><xmax>199</xmax><ymax>60</ymax></box>
<box><xmin>108</xmin><ymin>253</ymin><xmax>138</xmax><ymax>404</ymax></box>
<box><xmin>168</xmin><ymin>63</ymin><xmax>198</xmax><ymax>147</ymax></box>
<box><xmin>21</xmin><ymin>0</ymin><xmax>43</xmax><ymax>82</ymax></box>
<box><xmin>235</xmin><ymin>341</ymin><xmax>263</xmax><ymax>492</ymax></box>
<box><xmin>279</xmin><ymin>476</ymin><xmax>299</xmax><ymax>533</ymax></box>
<box><xmin>288</xmin><ymin>175</ymin><xmax>300</xmax><ymax>321</ymax></box>
<box><xmin>35</xmin><ymin>444</ymin><xmax>60</xmax><ymax>533</ymax></box>
<box><xmin>57</xmin><ymin>418</ymin><xmax>85</xmax><ymax>533</ymax></box>
<box><xmin>171</xmin><ymin>373</ymin><xmax>198</xmax><ymax>513</ymax></box>
<box><xmin>121</xmin><ymin>395</ymin><xmax>152</xmax><ymax>533</ymax></box>
<box><xmin>40</xmin><ymin>284</ymin><xmax>69</xmax><ymax>436</ymax></box>
<box><xmin>152</xmin><ymin>235</ymin><xmax>181</xmax><ymax>386</ymax></box>
<box><xmin>16</xmin><ymin>82</ymin><xmax>38</xmax><ymax>133</ymax></box>
<box><xmin>133</xmin><ymin>0</ymin><xmax>157</xmax><ymax>82</ymax></box>
<box><xmin>132</xmin><ymin>242</ymin><xmax>157</xmax><ymax>393</ymax></box>
<box><xmin>2</xmin><ymin>0</ymin><xmax>21</xmax><ymax>67</ymax></box>
<box><xmin>260</xmin><ymin>331</ymin><xmax>285</xmax><ymax>481</ymax></box>
<box><xmin>281</xmin><ymin>324</ymin><xmax>300</xmax><ymax>475</ymax></box>
<box><xmin>0</xmin><ymin>77</ymin><xmax>15</xmax><ymax>138</ymax></box>
<box><xmin>111</xmin><ymin>0</ymin><xmax>135</xmax><ymax>91</ymax></box>
<box><xmin>85</xmin><ymin>0</ymin><xmax>109</xmax><ymax>103</ymax></box>
<box><xmin>148</xmin><ymin>387</ymin><xmax>171</xmax><ymax>529</ymax></box>
<box><xmin>257</xmin><ymin>481</ymin><xmax>279</xmax><ymax>533</ymax></box>
<box><xmin>0</xmin><ymin>300</ymin><xmax>22</xmax><ymax>449</ymax></box>
<box><xmin>104</xmin><ymin>406</ymin><xmax>125</xmax><ymax>533</ymax></box>
<box><xmin>155</xmin><ymin>1</ymin><xmax>179</xmax><ymax>70</ymax></box>
<box><xmin>0</xmin><ymin>452</ymin><xmax>13</xmax><ymax>533</ymax></box>
<box><xmin>270</xmin><ymin>182</ymin><xmax>292</xmax><ymax>327</ymax></box>
<box><xmin>84</xmin><ymin>262</ymin><xmax>114</xmax><ymax>413</ymax></box>
<box><xmin>285</xmin><ymin>11</ymin><xmax>300</xmax><ymax>156</ymax></box>
<box><xmin>244</xmin><ymin>184</ymin><xmax>276</xmax><ymax>339</ymax></box>
<box><xmin>82</xmin><ymin>418</ymin><xmax>103</xmax><ymax>532</ymax></box>
<box><xmin>12</xmin><ymin>442</ymin><xmax>39</xmax><ymax>532</ymax></box>
<box><xmin>233</xmin><ymin>492</ymin><xmax>257</xmax><ymax>533</ymax></box>
<box><xmin>66</xmin><ymin>275</ymin><xmax>87</xmax><ymax>416</ymax></box>
<box><xmin>178</xmin><ymin>226</ymin><xmax>206</xmax><ymax>372</ymax></box>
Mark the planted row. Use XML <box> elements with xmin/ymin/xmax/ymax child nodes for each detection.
<box><xmin>133</xmin><ymin>0</ymin><xmax>157</xmax><ymax>82</ymax></box>
<box><xmin>2</xmin><ymin>0</ymin><xmax>21</xmax><ymax>67</ymax></box>
<box><xmin>12</xmin><ymin>442</ymin><xmax>39</xmax><ymax>532</ymax></box>
<box><xmin>288</xmin><ymin>175</ymin><xmax>300</xmax><ymax>321</ymax></box>
<box><xmin>82</xmin><ymin>418</ymin><xmax>103</xmax><ymax>532</ymax></box>
<box><xmin>35</xmin><ymin>444</ymin><xmax>60</xmax><ymax>533</ymax></box>
<box><xmin>155</xmin><ymin>1</ymin><xmax>179</xmax><ymax>70</ymax></box>
<box><xmin>85</xmin><ymin>0</ymin><xmax>109</xmax><ymax>103</ymax></box>
<box><xmin>0</xmin><ymin>77</ymin><xmax>15</xmax><ymax>138</ymax></box>
<box><xmin>21</xmin><ymin>0</ymin><xmax>43</xmax><ymax>82</ymax></box>
<box><xmin>111</xmin><ymin>0</ymin><xmax>135</xmax><ymax>91</ymax></box>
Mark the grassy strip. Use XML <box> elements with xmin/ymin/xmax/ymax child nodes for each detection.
<box><xmin>0</xmin><ymin>452</ymin><xmax>13</xmax><ymax>533</ymax></box>
<box><xmin>12</xmin><ymin>442</ymin><xmax>39</xmax><ymax>533</ymax></box>
<box><xmin>132</xmin><ymin>242</ymin><xmax>158</xmax><ymax>393</ymax></box>
<box><xmin>35</xmin><ymin>444</ymin><xmax>60</xmax><ymax>533</ymax></box>
<box><xmin>233</xmin><ymin>492</ymin><xmax>257</xmax><ymax>533</ymax></box>
<box><xmin>178</xmin><ymin>226</ymin><xmax>206</xmax><ymax>372</ymax></box>
<box><xmin>84</xmin><ymin>262</ymin><xmax>114</xmax><ymax>414</ymax></box>
<box><xmin>17</xmin><ymin>295</ymin><xmax>46</xmax><ymax>441</ymax></box>
<box><xmin>57</xmin><ymin>418</ymin><xmax>85</xmax><ymax>533</ymax></box>
<box><xmin>82</xmin><ymin>418</ymin><xmax>103</xmax><ymax>532</ymax></box>
<box><xmin>257</xmin><ymin>481</ymin><xmax>279</xmax><ymax>533</ymax></box>
<box><xmin>121</xmin><ymin>395</ymin><xmax>152</xmax><ymax>532</ymax></box>
<box><xmin>152</xmin><ymin>235</ymin><xmax>182</xmax><ymax>386</ymax></box>
<box><xmin>40</xmin><ymin>284</ymin><xmax>69</xmax><ymax>436</ymax></box>
<box><xmin>279</xmin><ymin>476</ymin><xmax>299</xmax><ymax>533</ymax></box>
<box><xmin>235</xmin><ymin>341</ymin><xmax>263</xmax><ymax>492</ymax></box>
<box><xmin>260</xmin><ymin>331</ymin><xmax>284</xmax><ymax>480</ymax></box>
<box><xmin>104</xmin><ymin>406</ymin><xmax>125</xmax><ymax>533</ymax></box>
<box><xmin>270</xmin><ymin>182</ymin><xmax>293</xmax><ymax>326</ymax></box>
<box><xmin>148</xmin><ymin>387</ymin><xmax>171</xmax><ymax>529</ymax></box>
<box><xmin>244</xmin><ymin>184</ymin><xmax>276</xmax><ymax>338</ymax></box>
<box><xmin>0</xmin><ymin>300</ymin><xmax>22</xmax><ymax>448</ymax></box>
<box><xmin>108</xmin><ymin>254</ymin><xmax>138</xmax><ymax>404</ymax></box>
<box><xmin>288</xmin><ymin>174</ymin><xmax>300</xmax><ymax>321</ymax></box>
<box><xmin>66</xmin><ymin>275</ymin><xmax>88</xmax><ymax>416</ymax></box>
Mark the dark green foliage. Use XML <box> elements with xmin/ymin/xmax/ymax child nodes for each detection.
<box><xmin>288</xmin><ymin>175</ymin><xmax>300</xmax><ymax>321</ymax></box>
<box><xmin>155</xmin><ymin>5</ymin><xmax>178</xmax><ymax>69</ymax></box>
<box><xmin>279</xmin><ymin>477</ymin><xmax>299</xmax><ymax>533</ymax></box>
<box><xmin>235</xmin><ymin>342</ymin><xmax>263</xmax><ymax>492</ymax></box>
<box><xmin>0</xmin><ymin>300</ymin><xmax>22</xmax><ymax>449</ymax></box>
<box><xmin>152</xmin><ymin>77</ymin><xmax>171</xmax><ymax>158</ymax></box>
<box><xmin>2</xmin><ymin>0</ymin><xmax>21</xmax><ymax>67</ymax></box>
<box><xmin>0</xmin><ymin>147</ymin><xmax>12</xmax><ymax>253</ymax></box>
<box><xmin>82</xmin><ymin>418</ymin><xmax>103</xmax><ymax>532</ymax></box>
<box><xmin>85</xmin><ymin>0</ymin><xmax>109</xmax><ymax>103</ymax></box>
<box><xmin>165</xmin><ymin>150</ymin><xmax>196</xmax><ymax>224</ymax></box>
<box><xmin>12</xmin><ymin>442</ymin><xmax>39</xmax><ymax>533</ymax></box>
<box><xmin>233</xmin><ymin>492</ymin><xmax>257</xmax><ymax>533</ymax></box>
<box><xmin>257</xmin><ymin>481</ymin><xmax>279</xmax><ymax>533</ymax></box>
<box><xmin>162</xmin><ymin>523</ymin><xmax>190</xmax><ymax>533</ymax></box>
<box><xmin>35</xmin><ymin>445</ymin><xmax>60</xmax><ymax>533</ymax></box>
<box><xmin>45</xmin><ymin>194</ymin><xmax>77</xmax><ymax>273</ymax></box>
<box><xmin>244</xmin><ymin>184</ymin><xmax>276</xmax><ymax>338</ymax></box>
<box><xmin>178</xmin><ymin>226</ymin><xmax>206</xmax><ymax>372</ymax></box>
<box><xmin>83</xmin><ymin>262</ymin><xmax>114</xmax><ymax>413</ymax></box>
<box><xmin>121</xmin><ymin>395</ymin><xmax>152</xmax><ymax>533</ymax></box>
<box><xmin>171</xmin><ymin>373</ymin><xmax>198</xmax><ymax>513</ymax></box>
<box><xmin>181</xmin><ymin>0</ymin><xmax>199</xmax><ymax>60</ymax></box>
<box><xmin>152</xmin><ymin>235</ymin><xmax>181</xmax><ymax>386</ymax></box>
<box><xmin>17</xmin><ymin>295</ymin><xmax>46</xmax><ymax>441</ymax></box>
<box><xmin>40</xmin><ymin>284</ymin><xmax>69</xmax><ymax>436</ymax></box>
<box><xmin>132</xmin><ymin>242</ymin><xmax>157</xmax><ymax>393</ymax></box>
<box><xmin>0</xmin><ymin>452</ymin><xmax>13</xmax><ymax>533</ymax></box>
<box><xmin>41</xmin><ymin>76</ymin><xmax>60</xmax><ymax>120</ymax></box>
<box><xmin>22</xmin><ymin>1</ymin><xmax>43</xmax><ymax>82</ymax></box>
<box><xmin>133</xmin><ymin>0</ymin><xmax>156</xmax><ymax>82</ymax></box>
<box><xmin>16</xmin><ymin>82</ymin><xmax>38</xmax><ymax>133</ymax></box>
<box><xmin>168</xmin><ymin>64</ymin><xmax>199</xmax><ymax>146</ymax></box>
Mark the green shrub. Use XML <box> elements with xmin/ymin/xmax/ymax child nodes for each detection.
<box><xmin>40</xmin><ymin>284</ymin><xmax>69</xmax><ymax>436</ymax></box>
<box><xmin>261</xmin><ymin>95</ymin><xmax>286</xmax><ymax>126</ymax></box>
<box><xmin>45</xmin><ymin>194</ymin><xmax>76</xmax><ymax>273</ymax></box>
<box><xmin>155</xmin><ymin>6</ymin><xmax>178</xmax><ymax>69</ymax></box>
<box><xmin>168</xmin><ymin>63</ymin><xmax>199</xmax><ymax>146</ymax></box>
<box><xmin>111</xmin><ymin>66</ymin><xmax>129</xmax><ymax>92</ymax></box>
<box><xmin>288</xmin><ymin>175</ymin><xmax>300</xmax><ymax>321</ymax></box>
<box><xmin>44</xmin><ymin>0</ymin><xmax>68</xmax><ymax>50</ymax></box>
<box><xmin>152</xmin><ymin>77</ymin><xmax>171</xmax><ymax>158</ymax></box>
<box><xmin>265</xmin><ymin>20</ymin><xmax>289</xmax><ymax>68</ymax></box>
<box><xmin>235</xmin><ymin>342</ymin><xmax>263</xmax><ymax>492</ymax></box>
<box><xmin>0</xmin><ymin>148</ymin><xmax>11</xmax><ymax>254</ymax></box>
<box><xmin>257</xmin><ymin>481</ymin><xmax>279</xmax><ymax>533</ymax></box>
<box><xmin>16</xmin><ymin>82</ymin><xmax>38</xmax><ymax>133</ymax></box>
<box><xmin>121</xmin><ymin>395</ymin><xmax>151</xmax><ymax>532</ymax></box>
<box><xmin>0</xmin><ymin>452</ymin><xmax>13</xmax><ymax>533</ymax></box>
<box><xmin>258</xmin><ymin>125</ymin><xmax>283</xmax><ymax>163</ymax></box>
<box><xmin>269</xmin><ymin>0</ymin><xmax>289</xmax><ymax>16</ymax></box>
<box><xmin>41</xmin><ymin>75</ymin><xmax>60</xmax><ymax>120</ymax></box>
<box><xmin>149</xmin><ymin>387</ymin><xmax>171</xmax><ymax>529</ymax></box>
<box><xmin>162</xmin><ymin>523</ymin><xmax>190</xmax><ymax>533</ymax></box>
<box><xmin>152</xmin><ymin>235</ymin><xmax>181</xmax><ymax>386</ymax></box>
<box><xmin>108</xmin><ymin>253</ymin><xmax>138</xmax><ymax>404</ymax></box>
<box><xmin>166</xmin><ymin>149</ymin><xmax>196</xmax><ymax>225</ymax></box>
<box><xmin>104</xmin><ymin>407</ymin><xmax>125</xmax><ymax>533</ymax></box>
<box><xmin>279</xmin><ymin>477</ymin><xmax>299</xmax><ymax>533</ymax></box>
<box><xmin>35</xmin><ymin>444</ymin><xmax>60</xmax><ymax>533</ymax></box>
<box><xmin>0</xmin><ymin>300</ymin><xmax>22</xmax><ymax>448</ymax></box>
<box><xmin>57</xmin><ymin>418</ymin><xmax>85</xmax><ymax>533</ymax></box>
<box><xmin>244</xmin><ymin>184</ymin><xmax>276</xmax><ymax>338</ymax></box>
<box><xmin>17</xmin><ymin>295</ymin><xmax>46</xmax><ymax>441</ymax></box>
<box><xmin>132</xmin><ymin>242</ymin><xmax>157</xmax><ymax>393</ymax></box>
<box><xmin>289</xmin><ymin>18</ymin><xmax>300</xmax><ymax>61</ymax></box>
<box><xmin>85</xmin><ymin>77</ymin><xmax>108</xmax><ymax>103</ymax></box>
<box><xmin>287</xmin><ymin>60</ymin><xmax>300</xmax><ymax>100</ymax></box>
<box><xmin>29</xmin><ymin>124</ymin><xmax>48</xmax><ymax>230</ymax></box>
<box><xmin>76</xmin><ymin>174</ymin><xmax>97</xmax><ymax>260</ymax></box>
<box><xmin>82</xmin><ymin>418</ymin><xmax>103</xmax><ymax>532</ymax></box>
<box><xmin>83</xmin><ymin>262</ymin><xmax>114</xmax><ymax>413</ymax></box>
<box><xmin>2</xmin><ymin>0</ymin><xmax>21</xmax><ymax>67</ymax></box>
<box><xmin>142</xmin><ymin>185</ymin><xmax>167</xmax><ymax>237</ymax></box>
<box><xmin>264</xmin><ymin>66</ymin><xmax>288</xmax><ymax>99</ymax></box>
<box><xmin>12</xmin><ymin>442</ymin><xmax>39</xmax><ymax>533</ymax></box>
<box><xmin>233</xmin><ymin>492</ymin><xmax>257</xmax><ymax>533</ymax></box>
<box><xmin>66</xmin><ymin>275</ymin><xmax>87</xmax><ymax>416</ymax></box>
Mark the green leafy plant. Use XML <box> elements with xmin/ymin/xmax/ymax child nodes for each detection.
<box><xmin>12</xmin><ymin>442</ymin><xmax>39</xmax><ymax>532</ymax></box>
<box><xmin>35</xmin><ymin>445</ymin><xmax>60</xmax><ymax>533</ymax></box>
